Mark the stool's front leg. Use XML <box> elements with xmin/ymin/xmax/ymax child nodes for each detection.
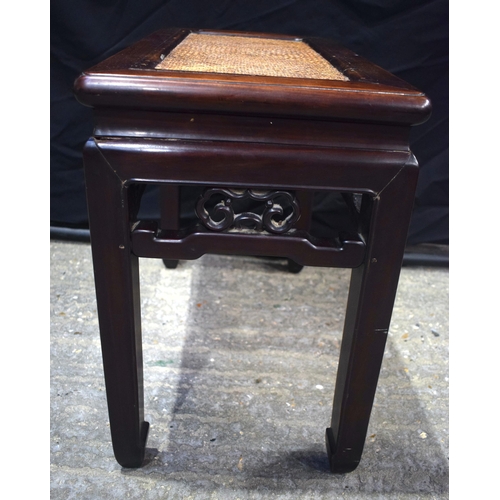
<box><xmin>83</xmin><ymin>139</ymin><xmax>148</xmax><ymax>468</ymax></box>
<box><xmin>326</xmin><ymin>160</ymin><xmax>419</xmax><ymax>472</ymax></box>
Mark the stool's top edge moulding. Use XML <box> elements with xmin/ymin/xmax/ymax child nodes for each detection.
<box><xmin>74</xmin><ymin>28</ymin><xmax>432</xmax><ymax>125</ymax></box>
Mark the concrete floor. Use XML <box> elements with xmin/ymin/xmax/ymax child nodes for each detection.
<box><xmin>50</xmin><ymin>240</ymin><xmax>448</xmax><ymax>499</ymax></box>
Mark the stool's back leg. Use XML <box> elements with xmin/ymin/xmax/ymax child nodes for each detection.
<box><xmin>83</xmin><ymin>139</ymin><xmax>148</xmax><ymax>468</ymax></box>
<box><xmin>287</xmin><ymin>190</ymin><xmax>314</xmax><ymax>272</ymax></box>
<box><xmin>294</xmin><ymin>190</ymin><xmax>314</xmax><ymax>231</ymax></box>
<box><xmin>159</xmin><ymin>184</ymin><xmax>180</xmax><ymax>269</ymax></box>
<box><xmin>159</xmin><ymin>184</ymin><xmax>181</xmax><ymax>231</ymax></box>
<box><xmin>326</xmin><ymin>159</ymin><xmax>419</xmax><ymax>472</ymax></box>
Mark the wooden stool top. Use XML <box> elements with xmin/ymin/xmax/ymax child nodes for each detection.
<box><xmin>74</xmin><ymin>28</ymin><xmax>431</xmax><ymax>126</ymax></box>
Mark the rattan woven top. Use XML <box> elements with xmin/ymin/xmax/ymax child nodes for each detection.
<box><xmin>155</xmin><ymin>33</ymin><xmax>348</xmax><ymax>81</ymax></box>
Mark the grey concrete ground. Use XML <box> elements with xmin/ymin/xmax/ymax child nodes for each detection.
<box><xmin>50</xmin><ymin>240</ymin><xmax>448</xmax><ymax>499</ymax></box>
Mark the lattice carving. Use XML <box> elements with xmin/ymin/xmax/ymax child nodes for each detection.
<box><xmin>196</xmin><ymin>188</ymin><xmax>301</xmax><ymax>234</ymax></box>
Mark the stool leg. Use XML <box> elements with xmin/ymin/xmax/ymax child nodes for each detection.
<box><xmin>326</xmin><ymin>162</ymin><xmax>419</xmax><ymax>472</ymax></box>
<box><xmin>159</xmin><ymin>184</ymin><xmax>181</xmax><ymax>269</ymax></box>
<box><xmin>287</xmin><ymin>190</ymin><xmax>314</xmax><ymax>272</ymax></box>
<box><xmin>83</xmin><ymin>139</ymin><xmax>148</xmax><ymax>468</ymax></box>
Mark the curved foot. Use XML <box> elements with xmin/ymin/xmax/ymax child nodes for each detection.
<box><xmin>114</xmin><ymin>421</ymin><xmax>150</xmax><ymax>469</ymax></box>
<box><xmin>287</xmin><ymin>259</ymin><xmax>304</xmax><ymax>274</ymax></box>
<box><xmin>162</xmin><ymin>259</ymin><xmax>179</xmax><ymax>269</ymax></box>
<box><xmin>325</xmin><ymin>428</ymin><xmax>361</xmax><ymax>473</ymax></box>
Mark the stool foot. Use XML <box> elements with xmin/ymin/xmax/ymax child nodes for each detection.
<box><xmin>114</xmin><ymin>421</ymin><xmax>150</xmax><ymax>468</ymax></box>
<box><xmin>325</xmin><ymin>427</ymin><xmax>360</xmax><ymax>473</ymax></box>
<box><xmin>162</xmin><ymin>259</ymin><xmax>179</xmax><ymax>269</ymax></box>
<box><xmin>287</xmin><ymin>259</ymin><xmax>304</xmax><ymax>273</ymax></box>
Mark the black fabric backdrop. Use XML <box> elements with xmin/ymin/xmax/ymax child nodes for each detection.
<box><xmin>51</xmin><ymin>0</ymin><xmax>449</xmax><ymax>245</ymax></box>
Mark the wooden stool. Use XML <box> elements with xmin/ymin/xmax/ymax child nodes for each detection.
<box><xmin>74</xmin><ymin>28</ymin><xmax>431</xmax><ymax>472</ymax></box>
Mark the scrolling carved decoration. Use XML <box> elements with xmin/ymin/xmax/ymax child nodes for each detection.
<box><xmin>196</xmin><ymin>188</ymin><xmax>301</xmax><ymax>234</ymax></box>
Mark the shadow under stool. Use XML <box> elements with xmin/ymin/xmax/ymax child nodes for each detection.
<box><xmin>74</xmin><ymin>28</ymin><xmax>431</xmax><ymax>473</ymax></box>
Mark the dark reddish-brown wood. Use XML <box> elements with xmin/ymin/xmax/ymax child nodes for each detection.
<box><xmin>76</xmin><ymin>28</ymin><xmax>431</xmax><ymax>472</ymax></box>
